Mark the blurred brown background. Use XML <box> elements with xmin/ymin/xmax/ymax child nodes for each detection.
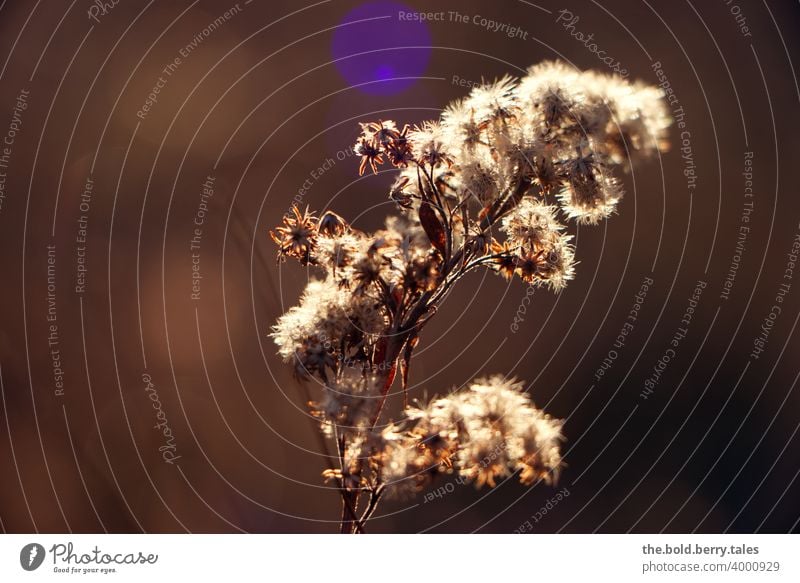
<box><xmin>0</xmin><ymin>0</ymin><xmax>799</xmax><ymax>533</ymax></box>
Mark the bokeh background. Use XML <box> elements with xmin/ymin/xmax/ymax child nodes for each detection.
<box><xmin>0</xmin><ymin>0</ymin><xmax>799</xmax><ymax>533</ymax></box>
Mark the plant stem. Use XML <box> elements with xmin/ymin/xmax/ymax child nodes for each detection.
<box><xmin>359</xmin><ymin>485</ymin><xmax>385</xmax><ymax>526</ymax></box>
<box><xmin>332</xmin><ymin>425</ymin><xmax>364</xmax><ymax>534</ymax></box>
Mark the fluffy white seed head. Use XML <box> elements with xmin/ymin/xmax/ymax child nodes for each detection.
<box><xmin>385</xmin><ymin>376</ymin><xmax>563</xmax><ymax>489</ymax></box>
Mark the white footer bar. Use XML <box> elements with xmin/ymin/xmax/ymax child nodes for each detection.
<box><xmin>0</xmin><ymin>534</ymin><xmax>797</xmax><ymax>582</ymax></box>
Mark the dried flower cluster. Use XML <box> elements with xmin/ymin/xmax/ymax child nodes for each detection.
<box><xmin>269</xmin><ymin>61</ymin><xmax>670</xmax><ymax>532</ymax></box>
<box><xmin>384</xmin><ymin>376</ymin><xmax>563</xmax><ymax>490</ymax></box>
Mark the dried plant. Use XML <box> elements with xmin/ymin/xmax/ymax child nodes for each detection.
<box><xmin>270</xmin><ymin>61</ymin><xmax>670</xmax><ymax>533</ymax></box>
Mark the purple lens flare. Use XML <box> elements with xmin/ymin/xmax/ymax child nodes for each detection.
<box><xmin>331</xmin><ymin>1</ymin><xmax>433</xmax><ymax>95</ymax></box>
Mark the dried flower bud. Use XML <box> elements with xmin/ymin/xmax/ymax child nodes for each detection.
<box><xmin>441</xmin><ymin>99</ymin><xmax>486</xmax><ymax>154</ymax></box>
<box><xmin>317</xmin><ymin>232</ymin><xmax>361</xmax><ymax>274</ymax></box>
<box><xmin>501</xmin><ymin>198</ymin><xmax>564</xmax><ymax>249</ymax></box>
<box><xmin>409</xmin><ymin>121</ymin><xmax>454</xmax><ymax>169</ymax></box>
<box><xmin>389</xmin><ymin>175</ymin><xmax>414</xmax><ymax>209</ymax></box>
<box><xmin>458</xmin><ymin>161</ymin><xmax>501</xmax><ymax>204</ymax></box>
<box><xmin>352</xmin><ymin>252</ymin><xmax>387</xmax><ymax>296</ymax></box>
<box><xmin>465</xmin><ymin>75</ymin><xmax>519</xmax><ymax>125</ymax></box>
<box><xmin>403</xmin><ymin>251</ymin><xmax>441</xmax><ymax>293</ymax></box>
<box><xmin>269</xmin><ymin>205</ymin><xmax>318</xmax><ymax>264</ymax></box>
<box><xmin>354</xmin><ymin>137</ymin><xmax>384</xmax><ymax>175</ymax></box>
<box><xmin>384</xmin><ymin>123</ymin><xmax>414</xmax><ymax>168</ymax></box>
<box><xmin>293</xmin><ymin>335</ymin><xmax>336</xmax><ymax>380</ymax></box>
<box><xmin>361</xmin><ymin>119</ymin><xmax>399</xmax><ymax>147</ymax></box>
<box><xmin>312</xmin><ymin>369</ymin><xmax>381</xmax><ymax>434</ymax></box>
<box><xmin>558</xmin><ymin>152</ymin><xmax>623</xmax><ymax>224</ymax></box>
<box><xmin>489</xmin><ymin>240</ymin><xmax>519</xmax><ymax>281</ymax></box>
<box><xmin>318</xmin><ymin>210</ymin><xmax>348</xmax><ymax>236</ymax></box>
<box><xmin>516</xmin><ymin>238</ymin><xmax>575</xmax><ymax>291</ymax></box>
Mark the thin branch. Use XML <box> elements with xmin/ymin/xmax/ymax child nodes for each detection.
<box><xmin>358</xmin><ymin>484</ymin><xmax>385</xmax><ymax>526</ymax></box>
<box><xmin>333</xmin><ymin>425</ymin><xmax>364</xmax><ymax>534</ymax></box>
